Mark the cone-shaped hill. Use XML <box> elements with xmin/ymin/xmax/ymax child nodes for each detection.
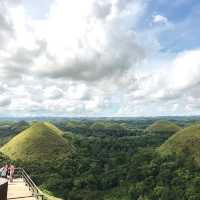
<box><xmin>0</xmin><ymin>122</ymin><xmax>74</xmax><ymax>162</ymax></box>
<box><xmin>159</xmin><ymin>123</ymin><xmax>200</xmax><ymax>165</ymax></box>
<box><xmin>146</xmin><ymin>120</ymin><xmax>181</xmax><ymax>135</ymax></box>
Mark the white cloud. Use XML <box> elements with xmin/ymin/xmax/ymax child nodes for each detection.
<box><xmin>0</xmin><ymin>0</ymin><xmax>199</xmax><ymax>117</ymax></box>
<box><xmin>0</xmin><ymin>0</ymin><xmax>147</xmax><ymax>83</ymax></box>
<box><xmin>153</xmin><ymin>15</ymin><xmax>168</xmax><ymax>24</ymax></box>
<box><xmin>44</xmin><ymin>86</ymin><xmax>63</xmax><ymax>100</ymax></box>
<box><xmin>0</xmin><ymin>96</ymin><xmax>11</xmax><ymax>107</ymax></box>
<box><xmin>29</xmin><ymin>0</ymin><xmax>146</xmax><ymax>81</ymax></box>
<box><xmin>169</xmin><ymin>50</ymin><xmax>200</xmax><ymax>90</ymax></box>
<box><xmin>117</xmin><ymin>49</ymin><xmax>200</xmax><ymax>116</ymax></box>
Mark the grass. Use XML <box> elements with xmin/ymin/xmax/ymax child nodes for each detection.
<box><xmin>44</xmin><ymin>122</ymin><xmax>64</xmax><ymax>136</ymax></box>
<box><xmin>0</xmin><ymin>122</ymin><xmax>74</xmax><ymax>161</ymax></box>
<box><xmin>159</xmin><ymin>123</ymin><xmax>200</xmax><ymax>165</ymax></box>
<box><xmin>41</xmin><ymin>189</ymin><xmax>63</xmax><ymax>200</ymax></box>
<box><xmin>146</xmin><ymin>120</ymin><xmax>181</xmax><ymax>134</ymax></box>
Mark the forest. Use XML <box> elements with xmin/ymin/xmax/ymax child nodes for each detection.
<box><xmin>0</xmin><ymin>117</ymin><xmax>200</xmax><ymax>200</ymax></box>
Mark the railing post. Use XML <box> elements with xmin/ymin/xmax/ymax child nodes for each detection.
<box><xmin>0</xmin><ymin>179</ymin><xmax>8</xmax><ymax>200</ymax></box>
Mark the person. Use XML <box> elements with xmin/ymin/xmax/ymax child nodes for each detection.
<box><xmin>9</xmin><ymin>164</ymin><xmax>15</xmax><ymax>182</ymax></box>
<box><xmin>0</xmin><ymin>166</ymin><xmax>3</xmax><ymax>176</ymax></box>
<box><xmin>0</xmin><ymin>164</ymin><xmax>8</xmax><ymax>178</ymax></box>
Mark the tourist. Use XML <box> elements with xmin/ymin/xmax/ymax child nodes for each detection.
<box><xmin>9</xmin><ymin>164</ymin><xmax>15</xmax><ymax>182</ymax></box>
<box><xmin>0</xmin><ymin>164</ymin><xmax>8</xmax><ymax>178</ymax></box>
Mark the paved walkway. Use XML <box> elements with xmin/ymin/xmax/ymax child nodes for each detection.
<box><xmin>8</xmin><ymin>178</ymin><xmax>36</xmax><ymax>200</ymax></box>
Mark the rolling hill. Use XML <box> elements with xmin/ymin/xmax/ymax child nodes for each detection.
<box><xmin>10</xmin><ymin>121</ymin><xmax>30</xmax><ymax>134</ymax></box>
<box><xmin>159</xmin><ymin>123</ymin><xmax>200</xmax><ymax>165</ymax></box>
<box><xmin>0</xmin><ymin>121</ymin><xmax>30</xmax><ymax>147</ymax></box>
<box><xmin>146</xmin><ymin>120</ymin><xmax>181</xmax><ymax>135</ymax></box>
<box><xmin>0</xmin><ymin>122</ymin><xmax>74</xmax><ymax>161</ymax></box>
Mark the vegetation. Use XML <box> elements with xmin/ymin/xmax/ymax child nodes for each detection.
<box><xmin>1</xmin><ymin>117</ymin><xmax>200</xmax><ymax>200</ymax></box>
<box><xmin>0</xmin><ymin>121</ymin><xmax>30</xmax><ymax>147</ymax></box>
<box><xmin>58</xmin><ymin>121</ymin><xmax>144</xmax><ymax>138</ymax></box>
<box><xmin>0</xmin><ymin>152</ymin><xmax>10</xmax><ymax>165</ymax></box>
<box><xmin>0</xmin><ymin>122</ymin><xmax>74</xmax><ymax>161</ymax></box>
<box><xmin>146</xmin><ymin>120</ymin><xmax>181</xmax><ymax>135</ymax></box>
<box><xmin>159</xmin><ymin>123</ymin><xmax>200</xmax><ymax>165</ymax></box>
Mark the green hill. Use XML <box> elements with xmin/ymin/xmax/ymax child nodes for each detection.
<box><xmin>146</xmin><ymin>120</ymin><xmax>181</xmax><ymax>135</ymax></box>
<box><xmin>0</xmin><ymin>122</ymin><xmax>74</xmax><ymax>161</ymax></box>
<box><xmin>159</xmin><ymin>123</ymin><xmax>200</xmax><ymax>165</ymax></box>
<box><xmin>10</xmin><ymin>121</ymin><xmax>30</xmax><ymax>133</ymax></box>
<box><xmin>0</xmin><ymin>121</ymin><xmax>30</xmax><ymax>147</ymax></box>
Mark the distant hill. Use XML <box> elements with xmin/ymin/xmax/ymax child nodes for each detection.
<box><xmin>0</xmin><ymin>121</ymin><xmax>30</xmax><ymax>147</ymax></box>
<box><xmin>159</xmin><ymin>123</ymin><xmax>200</xmax><ymax>165</ymax></box>
<box><xmin>10</xmin><ymin>121</ymin><xmax>30</xmax><ymax>134</ymax></box>
<box><xmin>0</xmin><ymin>122</ymin><xmax>74</xmax><ymax>161</ymax></box>
<box><xmin>0</xmin><ymin>120</ymin><xmax>30</xmax><ymax>138</ymax></box>
<box><xmin>146</xmin><ymin>120</ymin><xmax>181</xmax><ymax>135</ymax></box>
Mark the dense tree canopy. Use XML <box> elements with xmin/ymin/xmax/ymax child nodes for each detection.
<box><xmin>1</xmin><ymin>118</ymin><xmax>200</xmax><ymax>200</ymax></box>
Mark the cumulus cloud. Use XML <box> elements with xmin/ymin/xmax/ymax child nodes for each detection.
<box><xmin>92</xmin><ymin>1</ymin><xmax>112</xmax><ymax>19</ymax></box>
<box><xmin>0</xmin><ymin>0</ymin><xmax>147</xmax><ymax>86</ymax></box>
<box><xmin>117</xmin><ymin>49</ymin><xmax>200</xmax><ymax>116</ymax></box>
<box><xmin>44</xmin><ymin>86</ymin><xmax>63</xmax><ymax>100</ymax></box>
<box><xmin>29</xmin><ymin>0</ymin><xmax>146</xmax><ymax>81</ymax></box>
<box><xmin>153</xmin><ymin>15</ymin><xmax>168</xmax><ymax>24</ymax></box>
<box><xmin>0</xmin><ymin>1</ymin><xmax>14</xmax><ymax>48</ymax></box>
<box><xmin>0</xmin><ymin>96</ymin><xmax>11</xmax><ymax>107</ymax></box>
<box><xmin>0</xmin><ymin>0</ymin><xmax>199</xmax><ymax>116</ymax></box>
<box><xmin>169</xmin><ymin>50</ymin><xmax>200</xmax><ymax>90</ymax></box>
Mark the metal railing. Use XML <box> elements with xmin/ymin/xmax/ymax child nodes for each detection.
<box><xmin>14</xmin><ymin>168</ymin><xmax>47</xmax><ymax>200</ymax></box>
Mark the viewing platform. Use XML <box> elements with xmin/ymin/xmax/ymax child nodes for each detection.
<box><xmin>0</xmin><ymin>168</ymin><xmax>46</xmax><ymax>200</ymax></box>
<box><xmin>8</xmin><ymin>178</ymin><xmax>36</xmax><ymax>200</ymax></box>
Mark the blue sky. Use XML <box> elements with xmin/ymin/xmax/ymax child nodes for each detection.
<box><xmin>139</xmin><ymin>0</ymin><xmax>200</xmax><ymax>52</ymax></box>
<box><xmin>22</xmin><ymin>0</ymin><xmax>53</xmax><ymax>19</ymax></box>
<box><xmin>0</xmin><ymin>0</ymin><xmax>200</xmax><ymax>117</ymax></box>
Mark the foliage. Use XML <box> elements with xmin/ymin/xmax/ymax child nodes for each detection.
<box><xmin>0</xmin><ymin>122</ymin><xmax>74</xmax><ymax>161</ymax></box>
<box><xmin>0</xmin><ymin>152</ymin><xmax>11</xmax><ymax>165</ymax></box>
<box><xmin>1</xmin><ymin>118</ymin><xmax>200</xmax><ymax>200</ymax></box>
<box><xmin>159</xmin><ymin>123</ymin><xmax>200</xmax><ymax>165</ymax></box>
<box><xmin>0</xmin><ymin>121</ymin><xmax>30</xmax><ymax>147</ymax></box>
<box><xmin>146</xmin><ymin>120</ymin><xmax>181</xmax><ymax>135</ymax></box>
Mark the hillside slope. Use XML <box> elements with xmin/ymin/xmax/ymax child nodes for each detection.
<box><xmin>159</xmin><ymin>123</ymin><xmax>200</xmax><ymax>165</ymax></box>
<box><xmin>0</xmin><ymin>122</ymin><xmax>74</xmax><ymax>161</ymax></box>
<box><xmin>146</xmin><ymin>120</ymin><xmax>181</xmax><ymax>134</ymax></box>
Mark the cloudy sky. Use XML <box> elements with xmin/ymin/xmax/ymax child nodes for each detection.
<box><xmin>0</xmin><ymin>0</ymin><xmax>200</xmax><ymax>117</ymax></box>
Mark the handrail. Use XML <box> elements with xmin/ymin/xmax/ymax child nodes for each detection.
<box><xmin>15</xmin><ymin>168</ymin><xmax>47</xmax><ymax>200</ymax></box>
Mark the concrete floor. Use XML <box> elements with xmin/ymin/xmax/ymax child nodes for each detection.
<box><xmin>8</xmin><ymin>178</ymin><xmax>36</xmax><ymax>200</ymax></box>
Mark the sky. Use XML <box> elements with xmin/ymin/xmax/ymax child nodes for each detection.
<box><xmin>0</xmin><ymin>0</ymin><xmax>200</xmax><ymax>117</ymax></box>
